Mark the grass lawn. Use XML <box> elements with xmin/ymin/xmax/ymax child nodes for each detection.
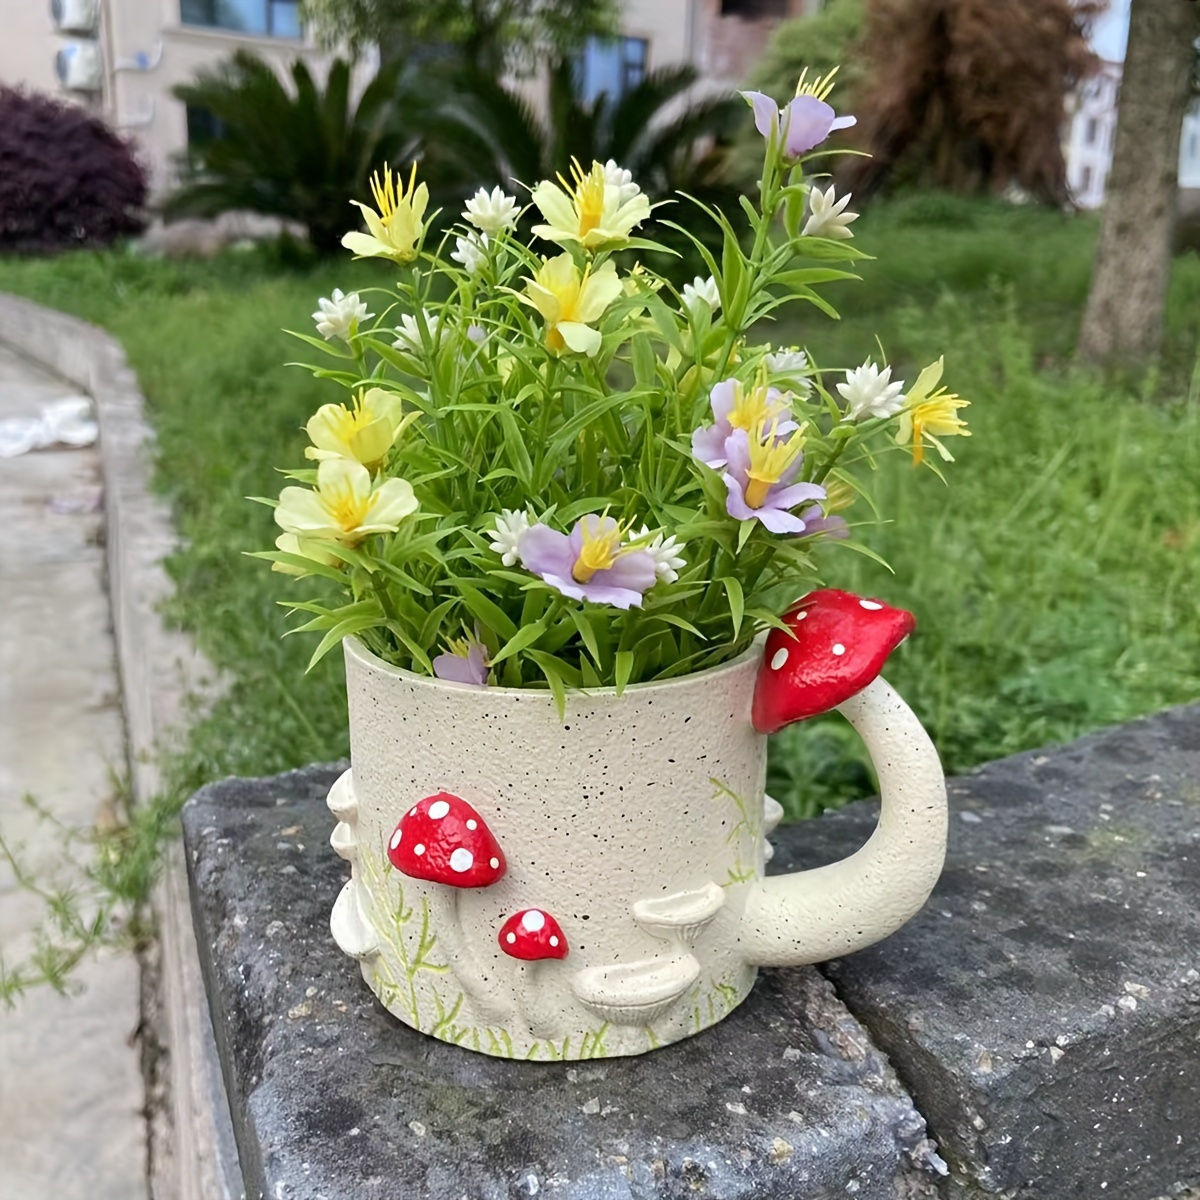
<box><xmin>1</xmin><ymin>195</ymin><xmax>1198</xmax><ymax>824</ymax></box>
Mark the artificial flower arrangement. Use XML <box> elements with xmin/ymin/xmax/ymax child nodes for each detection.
<box><xmin>263</xmin><ymin>69</ymin><xmax>970</xmax><ymax>703</ymax></box>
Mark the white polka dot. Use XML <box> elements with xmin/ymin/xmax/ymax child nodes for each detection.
<box><xmin>449</xmin><ymin>847</ymin><xmax>474</xmax><ymax>873</ymax></box>
<box><xmin>489</xmin><ymin>857</ymin><xmax>500</xmax><ymax>869</ymax></box>
<box><xmin>389</xmin><ymin>829</ymin><xmax>402</xmax><ymax>849</ymax></box>
<box><xmin>832</xmin><ymin>643</ymin><xmax>846</xmax><ymax>656</ymax></box>
<box><xmin>466</xmin><ymin>819</ymin><xmax>478</xmax><ymax>831</ymax></box>
<box><xmin>770</xmin><ymin>647</ymin><xmax>789</xmax><ymax>671</ymax></box>
<box><xmin>428</xmin><ymin>799</ymin><xmax>450</xmax><ymax>820</ymax></box>
<box><xmin>860</xmin><ymin>599</ymin><xmax>883</xmax><ymax>611</ymax></box>
<box><xmin>795</xmin><ymin>610</ymin><xmax>807</xmax><ymax>619</ymax></box>
<box><xmin>409</xmin><ymin>807</ymin><xmax>418</xmax><ymax>816</ymax></box>
<box><xmin>506</xmin><ymin>932</ymin><xmax>516</xmax><ymax>944</ymax></box>
<box><xmin>414</xmin><ymin>843</ymin><xmax>426</xmax><ymax>855</ymax></box>
<box><xmin>549</xmin><ymin>936</ymin><xmax>559</xmax><ymax>948</ymax></box>
<box><xmin>521</xmin><ymin>910</ymin><xmax>546</xmax><ymax>932</ymax></box>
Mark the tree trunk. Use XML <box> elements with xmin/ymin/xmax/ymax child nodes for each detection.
<box><xmin>1077</xmin><ymin>0</ymin><xmax>1199</xmax><ymax>365</ymax></box>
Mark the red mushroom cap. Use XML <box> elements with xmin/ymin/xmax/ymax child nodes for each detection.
<box><xmin>752</xmin><ymin>588</ymin><xmax>915</xmax><ymax>734</ymax></box>
<box><xmin>386</xmin><ymin>792</ymin><xmax>506</xmax><ymax>888</ymax></box>
<box><xmin>498</xmin><ymin>909</ymin><xmax>568</xmax><ymax>961</ymax></box>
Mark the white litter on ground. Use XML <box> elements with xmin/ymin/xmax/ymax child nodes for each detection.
<box><xmin>0</xmin><ymin>396</ymin><xmax>98</xmax><ymax>456</ymax></box>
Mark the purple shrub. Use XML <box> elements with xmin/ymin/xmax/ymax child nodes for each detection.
<box><xmin>0</xmin><ymin>87</ymin><xmax>148</xmax><ymax>253</ymax></box>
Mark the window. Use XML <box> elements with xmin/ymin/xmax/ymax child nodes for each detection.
<box><xmin>1081</xmin><ymin>165</ymin><xmax>1093</xmax><ymax>193</ymax></box>
<box><xmin>181</xmin><ymin>0</ymin><xmax>300</xmax><ymax>38</ymax></box>
<box><xmin>719</xmin><ymin>0</ymin><xmax>788</xmax><ymax>17</ymax></box>
<box><xmin>575</xmin><ymin>36</ymin><xmax>647</xmax><ymax>105</ymax></box>
<box><xmin>1084</xmin><ymin>116</ymin><xmax>1098</xmax><ymax>146</ymax></box>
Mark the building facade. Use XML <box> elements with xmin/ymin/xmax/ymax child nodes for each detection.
<box><xmin>0</xmin><ymin>0</ymin><xmax>814</xmax><ymax>199</ymax></box>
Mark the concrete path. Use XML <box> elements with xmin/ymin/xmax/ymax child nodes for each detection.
<box><xmin>0</xmin><ymin>346</ymin><xmax>148</xmax><ymax>1200</ymax></box>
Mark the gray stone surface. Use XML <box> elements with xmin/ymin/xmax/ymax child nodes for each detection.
<box><xmin>0</xmin><ymin>345</ymin><xmax>148</xmax><ymax>1200</ymax></box>
<box><xmin>774</xmin><ymin>704</ymin><xmax>1200</xmax><ymax>1199</ymax></box>
<box><xmin>183</xmin><ymin>763</ymin><xmax>945</xmax><ymax>1200</ymax></box>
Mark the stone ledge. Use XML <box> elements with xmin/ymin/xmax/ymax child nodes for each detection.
<box><xmin>0</xmin><ymin>293</ymin><xmax>236</xmax><ymax>1200</ymax></box>
<box><xmin>774</xmin><ymin>703</ymin><xmax>1200</xmax><ymax>1199</ymax></box>
<box><xmin>183</xmin><ymin>763</ymin><xmax>945</xmax><ymax>1200</ymax></box>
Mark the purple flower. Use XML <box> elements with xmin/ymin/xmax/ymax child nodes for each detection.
<box><xmin>517</xmin><ymin>516</ymin><xmax>657</xmax><ymax>609</ymax></box>
<box><xmin>722</xmin><ymin>427</ymin><xmax>826</xmax><ymax>534</ymax></box>
<box><xmin>741</xmin><ymin>90</ymin><xmax>856</xmax><ymax>159</ymax></box>
<box><xmin>433</xmin><ymin>632</ymin><xmax>489</xmax><ymax>686</ymax></box>
<box><xmin>691</xmin><ymin>377</ymin><xmax>798</xmax><ymax>469</ymax></box>
<box><xmin>796</xmin><ymin>504</ymin><xmax>849</xmax><ymax>540</ymax></box>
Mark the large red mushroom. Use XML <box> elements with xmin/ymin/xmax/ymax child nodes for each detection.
<box><xmin>752</xmin><ymin>588</ymin><xmax>915</xmax><ymax>733</ymax></box>
<box><xmin>385</xmin><ymin>791</ymin><xmax>507</xmax><ymax>1020</ymax></box>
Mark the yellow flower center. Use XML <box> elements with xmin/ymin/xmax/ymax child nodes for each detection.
<box><xmin>324</xmin><ymin>479</ymin><xmax>370</xmax><ymax>534</ymax></box>
<box><xmin>369</xmin><ymin>163</ymin><xmax>417</xmax><ymax>226</ymax></box>
<box><xmin>744</xmin><ymin>422</ymin><xmax>808</xmax><ymax>509</ymax></box>
<box><xmin>794</xmin><ymin>65</ymin><xmax>839</xmax><ymax>101</ymax></box>
<box><xmin>560</xmin><ymin>159</ymin><xmax>607</xmax><ymax>239</ymax></box>
<box><xmin>572</xmin><ymin>517</ymin><xmax>625</xmax><ymax>583</ymax></box>
<box><xmin>728</xmin><ymin>382</ymin><xmax>783</xmax><ymax>436</ymax></box>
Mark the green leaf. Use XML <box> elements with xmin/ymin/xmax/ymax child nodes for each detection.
<box><xmin>630</xmin><ymin>334</ymin><xmax>659</xmax><ymax>390</ymax></box>
<box><xmin>447</xmin><ymin>580</ymin><xmax>518</xmax><ymax>640</ymax></box>
<box><xmin>774</xmin><ymin>267</ymin><xmax>861</xmax><ymax>288</ymax></box>
<box><xmin>719</xmin><ymin>576</ymin><xmax>744</xmax><ymax>638</ymax></box>
<box><xmin>568</xmin><ymin>609</ymin><xmax>603</xmax><ymax>670</ymax></box>
<box><xmin>489</xmin><ymin>618</ymin><xmax>548</xmax><ymax>667</ymax></box>
<box><xmin>306</xmin><ymin>613</ymin><xmax>387</xmax><ymax>671</ymax></box>
<box><xmin>614</xmin><ymin>650</ymin><xmax>634</xmax><ymax>695</ymax></box>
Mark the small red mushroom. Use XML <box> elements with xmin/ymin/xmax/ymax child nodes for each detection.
<box><xmin>386</xmin><ymin>792</ymin><xmax>506</xmax><ymax>888</ymax></box>
<box><xmin>498</xmin><ymin>909</ymin><xmax>568</xmax><ymax>961</ymax></box>
<box><xmin>752</xmin><ymin>588</ymin><xmax>915</xmax><ymax>734</ymax></box>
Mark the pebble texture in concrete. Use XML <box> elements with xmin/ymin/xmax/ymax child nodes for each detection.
<box><xmin>183</xmin><ymin>763</ymin><xmax>946</xmax><ymax>1200</ymax></box>
<box><xmin>774</xmin><ymin>704</ymin><xmax>1200</xmax><ymax>1199</ymax></box>
<box><xmin>0</xmin><ymin>346</ymin><xmax>148</xmax><ymax>1200</ymax></box>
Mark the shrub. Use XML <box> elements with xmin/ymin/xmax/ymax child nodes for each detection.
<box><xmin>0</xmin><ymin>87</ymin><xmax>148</xmax><ymax>253</ymax></box>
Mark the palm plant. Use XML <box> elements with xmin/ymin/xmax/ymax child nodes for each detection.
<box><xmin>167</xmin><ymin>53</ymin><xmax>420</xmax><ymax>255</ymax></box>
<box><xmin>429</xmin><ymin>59</ymin><xmax>743</xmax><ymax>227</ymax></box>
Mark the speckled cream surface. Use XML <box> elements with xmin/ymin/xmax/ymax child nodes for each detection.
<box><xmin>328</xmin><ymin>637</ymin><xmax>948</xmax><ymax>1060</ymax></box>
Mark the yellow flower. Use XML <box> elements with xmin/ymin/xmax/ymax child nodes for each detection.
<box><xmin>304</xmin><ymin>388</ymin><xmax>413</xmax><ymax>471</ymax></box>
<box><xmin>530</xmin><ymin>159</ymin><xmax>651</xmax><ymax>252</ymax></box>
<box><xmin>521</xmin><ymin>254</ymin><xmax>623</xmax><ymax>356</ymax></box>
<box><xmin>275</xmin><ymin>458</ymin><xmax>418</xmax><ymax>548</ymax></box>
<box><xmin>272</xmin><ymin>533</ymin><xmax>343</xmax><ymax>576</ymax></box>
<box><xmin>341</xmin><ymin>164</ymin><xmax>428</xmax><ymax>264</ymax></box>
<box><xmin>894</xmin><ymin>357</ymin><xmax>971</xmax><ymax>466</ymax></box>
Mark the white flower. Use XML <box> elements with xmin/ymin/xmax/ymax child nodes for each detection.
<box><xmin>837</xmin><ymin>361</ymin><xmax>906</xmax><ymax>421</ymax></box>
<box><xmin>802</xmin><ymin>184</ymin><xmax>859</xmax><ymax>240</ymax></box>
<box><xmin>312</xmin><ymin>289</ymin><xmax>373</xmax><ymax>342</ymax></box>
<box><xmin>392</xmin><ymin>310</ymin><xmax>443</xmax><ymax>356</ymax></box>
<box><xmin>451</xmin><ymin>232</ymin><xmax>489</xmax><ymax>274</ymax></box>
<box><xmin>764</xmin><ymin>347</ymin><xmax>812</xmax><ymax>393</ymax></box>
<box><xmin>488</xmin><ymin>509</ymin><xmax>530</xmax><ymax>566</ymax></box>
<box><xmin>602</xmin><ymin>159</ymin><xmax>642</xmax><ymax>204</ymax></box>
<box><xmin>466</xmin><ymin>323</ymin><xmax>487</xmax><ymax>345</ymax></box>
<box><xmin>635</xmin><ymin>527</ymin><xmax>687</xmax><ymax>584</ymax></box>
<box><xmin>681</xmin><ymin>276</ymin><xmax>720</xmax><ymax>316</ymax></box>
<box><xmin>464</xmin><ymin>186</ymin><xmax>519</xmax><ymax>235</ymax></box>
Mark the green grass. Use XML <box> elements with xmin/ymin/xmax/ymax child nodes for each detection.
<box><xmin>1</xmin><ymin>197</ymin><xmax>1198</xmax><ymax>829</ymax></box>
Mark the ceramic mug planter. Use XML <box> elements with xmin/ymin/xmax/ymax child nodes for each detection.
<box><xmin>327</xmin><ymin>589</ymin><xmax>947</xmax><ymax>1061</ymax></box>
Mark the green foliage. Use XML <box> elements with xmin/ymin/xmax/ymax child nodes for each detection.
<box><xmin>301</xmin><ymin>0</ymin><xmax>617</xmax><ymax>77</ymax></box>
<box><xmin>749</xmin><ymin>0</ymin><xmax>866</xmax><ymax>104</ymax></box>
<box><xmin>431</xmin><ymin>61</ymin><xmax>744</xmax><ymax>257</ymax></box>
<box><xmin>270</xmin><ymin>135</ymin><xmax>906</xmax><ymax>696</ymax></box>
<box><xmin>1</xmin><ymin>194</ymin><xmax>1197</xmax><ymax>836</ymax></box>
<box><xmin>167</xmin><ymin>53</ymin><xmax>419</xmax><ymax>255</ymax></box>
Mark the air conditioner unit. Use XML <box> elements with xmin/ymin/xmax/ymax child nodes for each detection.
<box><xmin>50</xmin><ymin>0</ymin><xmax>98</xmax><ymax>35</ymax></box>
<box><xmin>55</xmin><ymin>41</ymin><xmax>103</xmax><ymax>91</ymax></box>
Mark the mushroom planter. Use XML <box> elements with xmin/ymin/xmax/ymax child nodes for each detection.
<box><xmin>327</xmin><ymin>588</ymin><xmax>947</xmax><ymax>1060</ymax></box>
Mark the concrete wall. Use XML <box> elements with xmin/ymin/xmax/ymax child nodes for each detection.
<box><xmin>0</xmin><ymin>0</ymin><xmax>362</xmax><ymax>196</ymax></box>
